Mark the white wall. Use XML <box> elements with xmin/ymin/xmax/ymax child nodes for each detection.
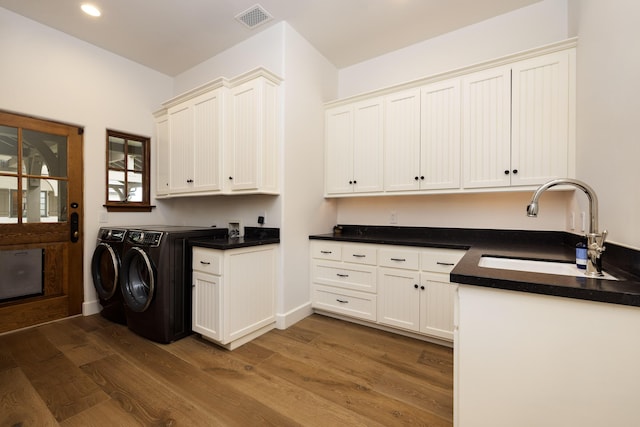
<box><xmin>338</xmin><ymin>0</ymin><xmax>569</xmax><ymax>98</ymax></box>
<box><xmin>279</xmin><ymin>24</ymin><xmax>338</xmax><ymax>325</ymax></box>
<box><xmin>572</xmin><ymin>0</ymin><xmax>640</xmax><ymax>249</ymax></box>
<box><xmin>332</xmin><ymin>0</ymin><xmax>574</xmax><ymax>234</ymax></box>
<box><xmin>0</xmin><ymin>7</ymin><xmax>173</xmax><ymax>314</ymax></box>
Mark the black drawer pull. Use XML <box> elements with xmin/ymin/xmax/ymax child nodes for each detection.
<box><xmin>436</xmin><ymin>261</ymin><xmax>455</xmax><ymax>266</ymax></box>
<box><xmin>390</xmin><ymin>258</ymin><xmax>406</xmax><ymax>262</ymax></box>
<box><xmin>352</xmin><ymin>254</ymin><xmax>366</xmax><ymax>258</ymax></box>
<box><xmin>336</xmin><ymin>273</ymin><xmax>349</xmax><ymax>278</ymax></box>
<box><xmin>336</xmin><ymin>299</ymin><xmax>349</xmax><ymax>304</ymax></box>
<box><xmin>200</xmin><ymin>261</ymin><xmax>211</xmax><ymax>265</ymax></box>
<box><xmin>320</xmin><ymin>250</ymin><xmax>333</xmax><ymax>254</ymax></box>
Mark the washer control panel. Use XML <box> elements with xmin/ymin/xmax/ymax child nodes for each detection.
<box><xmin>126</xmin><ymin>230</ymin><xmax>164</xmax><ymax>247</ymax></box>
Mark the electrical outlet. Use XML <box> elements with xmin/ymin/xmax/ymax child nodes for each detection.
<box><xmin>390</xmin><ymin>211</ymin><xmax>398</xmax><ymax>224</ymax></box>
<box><xmin>258</xmin><ymin>211</ymin><xmax>266</xmax><ymax>225</ymax></box>
<box><xmin>570</xmin><ymin>211</ymin><xmax>575</xmax><ymax>230</ymax></box>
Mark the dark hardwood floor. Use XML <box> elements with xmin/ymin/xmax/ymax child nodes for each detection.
<box><xmin>0</xmin><ymin>313</ymin><xmax>453</xmax><ymax>426</ymax></box>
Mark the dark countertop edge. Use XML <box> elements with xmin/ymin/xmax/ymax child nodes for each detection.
<box><xmin>190</xmin><ymin>226</ymin><xmax>279</xmax><ymax>250</ymax></box>
<box><xmin>309</xmin><ymin>226</ymin><xmax>640</xmax><ymax>308</ymax></box>
<box><xmin>190</xmin><ymin>237</ymin><xmax>280</xmax><ymax>250</ymax></box>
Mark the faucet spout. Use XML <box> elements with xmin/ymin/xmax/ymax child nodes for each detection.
<box><xmin>527</xmin><ymin>178</ymin><xmax>607</xmax><ymax>277</ymax></box>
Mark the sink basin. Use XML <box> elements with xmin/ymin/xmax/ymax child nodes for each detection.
<box><xmin>478</xmin><ymin>256</ymin><xmax>618</xmax><ymax>281</ymax></box>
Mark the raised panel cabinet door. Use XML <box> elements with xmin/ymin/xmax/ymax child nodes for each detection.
<box><xmin>192</xmin><ymin>271</ymin><xmax>222</xmax><ymax>342</ymax></box>
<box><xmin>325</xmin><ymin>105</ymin><xmax>354</xmax><ymax>194</ymax></box>
<box><xmin>421</xmin><ymin>79</ymin><xmax>461</xmax><ymax>190</ymax></box>
<box><xmin>155</xmin><ymin>113</ymin><xmax>170</xmax><ymax>195</ymax></box>
<box><xmin>420</xmin><ymin>273</ymin><xmax>456</xmax><ymax>340</ymax></box>
<box><xmin>377</xmin><ymin>267</ymin><xmax>420</xmax><ymax>332</ymax></box>
<box><xmin>511</xmin><ymin>50</ymin><xmax>571</xmax><ymax>186</ymax></box>
<box><xmin>192</xmin><ymin>89</ymin><xmax>223</xmax><ymax>192</ymax></box>
<box><xmin>462</xmin><ymin>66</ymin><xmax>511</xmax><ymax>188</ymax></box>
<box><xmin>384</xmin><ymin>88</ymin><xmax>421</xmax><ymax>192</ymax></box>
<box><xmin>353</xmin><ymin>97</ymin><xmax>384</xmax><ymax>193</ymax></box>
<box><xmin>168</xmin><ymin>104</ymin><xmax>195</xmax><ymax>193</ymax></box>
<box><xmin>228</xmin><ymin>80</ymin><xmax>260</xmax><ymax>191</ymax></box>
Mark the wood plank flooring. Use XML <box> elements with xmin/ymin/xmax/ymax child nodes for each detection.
<box><xmin>0</xmin><ymin>313</ymin><xmax>453</xmax><ymax>426</ymax></box>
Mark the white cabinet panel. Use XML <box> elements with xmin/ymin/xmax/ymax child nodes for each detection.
<box><xmin>383</xmin><ymin>88</ymin><xmax>421</xmax><ymax>192</ymax></box>
<box><xmin>377</xmin><ymin>267</ymin><xmax>420</xmax><ymax>331</ymax></box>
<box><xmin>462</xmin><ymin>66</ymin><xmax>512</xmax><ymax>189</ymax></box>
<box><xmin>154</xmin><ymin>112</ymin><xmax>170</xmax><ymax>196</ymax></box>
<box><xmin>168</xmin><ymin>103</ymin><xmax>194</xmax><ymax>193</ymax></box>
<box><xmin>421</xmin><ymin>79</ymin><xmax>461</xmax><ymax>190</ymax></box>
<box><xmin>421</xmin><ymin>273</ymin><xmax>457</xmax><ymax>340</ymax></box>
<box><xmin>192</xmin><ymin>271</ymin><xmax>222</xmax><ymax>341</ymax></box>
<box><xmin>325</xmin><ymin>98</ymin><xmax>383</xmax><ymax>194</ymax></box>
<box><xmin>511</xmin><ymin>50</ymin><xmax>570</xmax><ymax>186</ymax></box>
<box><xmin>192</xmin><ymin>90</ymin><xmax>223</xmax><ymax>192</ymax></box>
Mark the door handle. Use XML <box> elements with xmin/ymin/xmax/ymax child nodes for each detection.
<box><xmin>70</xmin><ymin>211</ymin><xmax>79</xmax><ymax>243</ymax></box>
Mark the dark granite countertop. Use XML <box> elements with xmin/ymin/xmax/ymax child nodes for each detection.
<box><xmin>190</xmin><ymin>227</ymin><xmax>279</xmax><ymax>250</ymax></box>
<box><xmin>309</xmin><ymin>225</ymin><xmax>640</xmax><ymax>307</ymax></box>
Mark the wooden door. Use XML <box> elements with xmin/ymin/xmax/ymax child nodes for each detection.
<box><xmin>0</xmin><ymin>110</ymin><xmax>83</xmax><ymax>333</ymax></box>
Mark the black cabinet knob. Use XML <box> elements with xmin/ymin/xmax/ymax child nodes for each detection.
<box><xmin>228</xmin><ymin>176</ymin><xmax>233</xmax><ymax>180</ymax></box>
<box><xmin>414</xmin><ymin>284</ymin><xmax>419</xmax><ymax>289</ymax></box>
<box><xmin>420</xmin><ymin>176</ymin><xmax>425</xmax><ymax>180</ymax></box>
<box><xmin>420</xmin><ymin>285</ymin><xmax>425</xmax><ymax>290</ymax></box>
<box><xmin>512</xmin><ymin>169</ymin><xmax>518</xmax><ymax>174</ymax></box>
<box><xmin>504</xmin><ymin>170</ymin><xmax>510</xmax><ymax>175</ymax></box>
<box><xmin>414</xmin><ymin>176</ymin><xmax>419</xmax><ymax>181</ymax></box>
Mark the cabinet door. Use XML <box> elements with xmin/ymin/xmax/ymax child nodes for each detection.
<box><xmin>192</xmin><ymin>271</ymin><xmax>222</xmax><ymax>341</ymax></box>
<box><xmin>353</xmin><ymin>98</ymin><xmax>384</xmax><ymax>193</ymax></box>
<box><xmin>168</xmin><ymin>104</ymin><xmax>195</xmax><ymax>193</ymax></box>
<box><xmin>155</xmin><ymin>113</ymin><xmax>170</xmax><ymax>196</ymax></box>
<box><xmin>325</xmin><ymin>105</ymin><xmax>354</xmax><ymax>194</ymax></box>
<box><xmin>511</xmin><ymin>51</ymin><xmax>570</xmax><ymax>186</ymax></box>
<box><xmin>420</xmin><ymin>272</ymin><xmax>456</xmax><ymax>340</ymax></box>
<box><xmin>228</xmin><ymin>80</ymin><xmax>260</xmax><ymax>191</ymax></box>
<box><xmin>192</xmin><ymin>90</ymin><xmax>223</xmax><ymax>192</ymax></box>
<box><xmin>377</xmin><ymin>267</ymin><xmax>420</xmax><ymax>331</ymax></box>
<box><xmin>421</xmin><ymin>79</ymin><xmax>461</xmax><ymax>190</ymax></box>
<box><xmin>225</xmin><ymin>246</ymin><xmax>276</xmax><ymax>342</ymax></box>
<box><xmin>384</xmin><ymin>88</ymin><xmax>421</xmax><ymax>192</ymax></box>
<box><xmin>462</xmin><ymin>66</ymin><xmax>511</xmax><ymax>188</ymax></box>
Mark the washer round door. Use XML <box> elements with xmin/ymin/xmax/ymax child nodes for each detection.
<box><xmin>91</xmin><ymin>242</ymin><xmax>120</xmax><ymax>300</ymax></box>
<box><xmin>121</xmin><ymin>247</ymin><xmax>156</xmax><ymax>312</ymax></box>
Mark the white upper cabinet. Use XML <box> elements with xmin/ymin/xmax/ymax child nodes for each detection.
<box><xmin>325</xmin><ymin>97</ymin><xmax>383</xmax><ymax>194</ymax></box>
<box><xmin>155</xmin><ymin>68</ymin><xmax>281</xmax><ymax>198</ymax></box>
<box><xmin>420</xmin><ymin>79</ymin><xmax>461</xmax><ymax>190</ymax></box>
<box><xmin>383</xmin><ymin>88</ymin><xmax>421</xmax><ymax>192</ymax></box>
<box><xmin>510</xmin><ymin>50</ymin><xmax>571</xmax><ymax>186</ymax></box>
<box><xmin>462</xmin><ymin>50</ymin><xmax>572</xmax><ymax>189</ymax></box>
<box><xmin>154</xmin><ymin>111</ymin><xmax>169</xmax><ymax>196</ymax></box>
<box><xmin>227</xmin><ymin>76</ymin><xmax>279</xmax><ymax>194</ymax></box>
<box><xmin>167</xmin><ymin>89</ymin><xmax>223</xmax><ymax>195</ymax></box>
<box><xmin>323</xmin><ymin>39</ymin><xmax>576</xmax><ymax>197</ymax></box>
<box><xmin>461</xmin><ymin>66</ymin><xmax>512</xmax><ymax>189</ymax></box>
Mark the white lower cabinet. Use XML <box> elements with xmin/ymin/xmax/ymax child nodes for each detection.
<box><xmin>192</xmin><ymin>244</ymin><xmax>277</xmax><ymax>350</ymax></box>
<box><xmin>311</xmin><ymin>241</ymin><xmax>465</xmax><ymax>342</ymax></box>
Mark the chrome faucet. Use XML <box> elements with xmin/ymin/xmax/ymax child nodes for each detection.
<box><xmin>526</xmin><ymin>178</ymin><xmax>607</xmax><ymax>277</ymax></box>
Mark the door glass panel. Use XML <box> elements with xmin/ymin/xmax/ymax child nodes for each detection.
<box><xmin>21</xmin><ymin>178</ymin><xmax>67</xmax><ymax>223</ymax></box>
<box><xmin>0</xmin><ymin>125</ymin><xmax>18</xmax><ymax>173</ymax></box>
<box><xmin>22</xmin><ymin>129</ymin><xmax>67</xmax><ymax>179</ymax></box>
<box><xmin>0</xmin><ymin>176</ymin><xmax>18</xmax><ymax>224</ymax></box>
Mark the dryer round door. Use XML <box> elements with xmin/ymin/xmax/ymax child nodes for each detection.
<box><xmin>121</xmin><ymin>247</ymin><xmax>156</xmax><ymax>312</ymax></box>
<box><xmin>91</xmin><ymin>242</ymin><xmax>120</xmax><ymax>300</ymax></box>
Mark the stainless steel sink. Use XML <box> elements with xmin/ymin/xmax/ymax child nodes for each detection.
<box><xmin>478</xmin><ymin>256</ymin><xmax>618</xmax><ymax>281</ymax></box>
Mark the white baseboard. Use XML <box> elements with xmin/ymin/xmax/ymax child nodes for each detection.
<box><xmin>83</xmin><ymin>299</ymin><xmax>102</xmax><ymax>316</ymax></box>
<box><xmin>275</xmin><ymin>301</ymin><xmax>313</xmax><ymax>329</ymax></box>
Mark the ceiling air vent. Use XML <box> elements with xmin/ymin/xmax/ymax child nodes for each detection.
<box><xmin>235</xmin><ymin>4</ymin><xmax>273</xmax><ymax>29</ymax></box>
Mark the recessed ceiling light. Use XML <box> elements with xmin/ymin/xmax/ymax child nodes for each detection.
<box><xmin>81</xmin><ymin>4</ymin><xmax>101</xmax><ymax>17</ymax></box>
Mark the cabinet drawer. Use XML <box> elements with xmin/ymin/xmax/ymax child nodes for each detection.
<box><xmin>342</xmin><ymin>244</ymin><xmax>377</xmax><ymax>265</ymax></box>
<box><xmin>312</xmin><ymin>260</ymin><xmax>376</xmax><ymax>293</ymax></box>
<box><xmin>312</xmin><ymin>285</ymin><xmax>377</xmax><ymax>322</ymax></box>
<box><xmin>192</xmin><ymin>247</ymin><xmax>222</xmax><ymax>275</ymax></box>
<box><xmin>420</xmin><ymin>249</ymin><xmax>466</xmax><ymax>273</ymax></box>
<box><xmin>311</xmin><ymin>242</ymin><xmax>342</xmax><ymax>261</ymax></box>
<box><xmin>378</xmin><ymin>248</ymin><xmax>420</xmax><ymax>270</ymax></box>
